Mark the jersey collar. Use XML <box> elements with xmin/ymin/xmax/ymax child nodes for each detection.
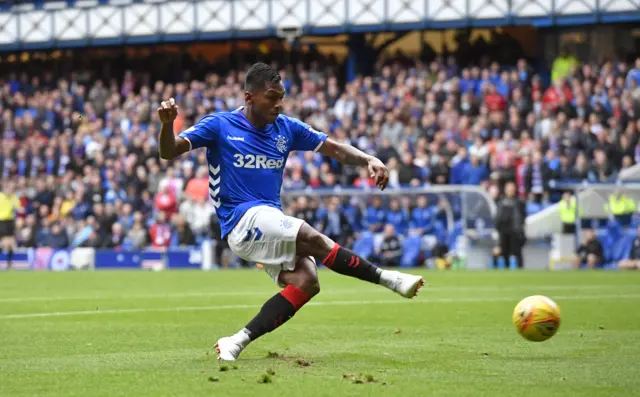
<box><xmin>235</xmin><ymin>106</ymin><xmax>272</xmax><ymax>134</ymax></box>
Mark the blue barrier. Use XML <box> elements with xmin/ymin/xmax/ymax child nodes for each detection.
<box><xmin>0</xmin><ymin>247</ymin><xmax>204</xmax><ymax>270</ymax></box>
<box><xmin>0</xmin><ymin>251</ymin><xmax>31</xmax><ymax>270</ymax></box>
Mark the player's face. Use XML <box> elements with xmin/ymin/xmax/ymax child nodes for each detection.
<box><xmin>251</xmin><ymin>82</ymin><xmax>285</xmax><ymax>124</ymax></box>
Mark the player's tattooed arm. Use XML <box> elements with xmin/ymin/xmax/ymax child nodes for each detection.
<box><xmin>319</xmin><ymin>137</ymin><xmax>371</xmax><ymax>166</ymax></box>
<box><xmin>319</xmin><ymin>137</ymin><xmax>390</xmax><ymax>190</ymax></box>
<box><xmin>157</xmin><ymin>98</ymin><xmax>191</xmax><ymax>160</ymax></box>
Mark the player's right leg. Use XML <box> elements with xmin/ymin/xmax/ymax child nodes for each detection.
<box><xmin>296</xmin><ymin>222</ymin><xmax>424</xmax><ymax>298</ymax></box>
<box><xmin>215</xmin><ymin>256</ymin><xmax>318</xmax><ymax>361</ymax></box>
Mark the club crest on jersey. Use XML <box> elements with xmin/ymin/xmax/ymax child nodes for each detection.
<box><xmin>274</xmin><ymin>135</ymin><xmax>288</xmax><ymax>153</ymax></box>
<box><xmin>281</xmin><ymin>218</ymin><xmax>294</xmax><ymax>229</ymax></box>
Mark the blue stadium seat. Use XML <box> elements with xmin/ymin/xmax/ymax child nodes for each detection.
<box><xmin>606</xmin><ymin>219</ymin><xmax>623</xmax><ymax>235</ymax></box>
<box><xmin>526</xmin><ymin>202</ymin><xmax>542</xmax><ymax>215</ymax></box>
<box><xmin>433</xmin><ymin>221</ymin><xmax>447</xmax><ymax>242</ymax></box>
<box><xmin>447</xmin><ymin>222</ymin><xmax>464</xmax><ymax>252</ymax></box>
<box><xmin>400</xmin><ymin>236</ymin><xmax>422</xmax><ymax>268</ymax></box>
<box><xmin>601</xmin><ymin>232</ymin><xmax>634</xmax><ymax>269</ymax></box>
<box><xmin>353</xmin><ymin>231</ymin><xmax>375</xmax><ymax>261</ymax></box>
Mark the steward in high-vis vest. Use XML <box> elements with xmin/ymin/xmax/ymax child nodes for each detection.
<box><xmin>559</xmin><ymin>192</ymin><xmax>578</xmax><ymax>234</ymax></box>
<box><xmin>607</xmin><ymin>191</ymin><xmax>637</xmax><ymax>228</ymax></box>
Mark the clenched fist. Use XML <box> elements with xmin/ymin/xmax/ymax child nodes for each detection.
<box><xmin>158</xmin><ymin>97</ymin><xmax>178</xmax><ymax>124</ymax></box>
<box><xmin>367</xmin><ymin>157</ymin><xmax>389</xmax><ymax>191</ymax></box>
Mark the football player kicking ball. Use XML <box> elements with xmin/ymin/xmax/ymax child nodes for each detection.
<box><xmin>157</xmin><ymin>63</ymin><xmax>424</xmax><ymax>361</ymax></box>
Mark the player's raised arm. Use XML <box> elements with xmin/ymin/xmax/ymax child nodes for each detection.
<box><xmin>318</xmin><ymin>137</ymin><xmax>390</xmax><ymax>191</ymax></box>
<box><xmin>157</xmin><ymin>98</ymin><xmax>191</xmax><ymax>160</ymax></box>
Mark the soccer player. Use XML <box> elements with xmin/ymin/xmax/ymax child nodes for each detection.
<box><xmin>157</xmin><ymin>63</ymin><xmax>424</xmax><ymax>361</ymax></box>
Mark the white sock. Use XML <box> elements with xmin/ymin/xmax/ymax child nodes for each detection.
<box><xmin>378</xmin><ymin>269</ymin><xmax>398</xmax><ymax>290</ymax></box>
<box><xmin>232</xmin><ymin>328</ymin><xmax>252</xmax><ymax>347</ymax></box>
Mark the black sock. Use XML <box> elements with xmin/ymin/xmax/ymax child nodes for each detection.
<box><xmin>322</xmin><ymin>244</ymin><xmax>382</xmax><ymax>284</ymax></box>
<box><xmin>6</xmin><ymin>248</ymin><xmax>13</xmax><ymax>268</ymax></box>
<box><xmin>244</xmin><ymin>285</ymin><xmax>310</xmax><ymax>341</ymax></box>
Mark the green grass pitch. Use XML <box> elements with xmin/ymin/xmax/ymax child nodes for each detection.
<box><xmin>1</xmin><ymin>270</ymin><xmax>639</xmax><ymax>397</ymax></box>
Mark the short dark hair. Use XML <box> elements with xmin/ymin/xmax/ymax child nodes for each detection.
<box><xmin>245</xmin><ymin>62</ymin><xmax>281</xmax><ymax>91</ymax></box>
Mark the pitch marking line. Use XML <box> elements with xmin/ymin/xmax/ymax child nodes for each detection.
<box><xmin>1</xmin><ymin>293</ymin><xmax>640</xmax><ymax>320</ymax></box>
<box><xmin>0</xmin><ymin>284</ymin><xmax>634</xmax><ymax>303</ymax></box>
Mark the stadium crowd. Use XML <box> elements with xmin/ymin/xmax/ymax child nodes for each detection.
<box><xmin>1</xmin><ymin>46</ymin><xmax>640</xmax><ymax>255</ymax></box>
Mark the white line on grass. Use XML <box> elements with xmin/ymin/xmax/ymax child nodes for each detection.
<box><xmin>0</xmin><ymin>284</ymin><xmax>634</xmax><ymax>303</ymax></box>
<box><xmin>2</xmin><ymin>293</ymin><xmax>640</xmax><ymax>320</ymax></box>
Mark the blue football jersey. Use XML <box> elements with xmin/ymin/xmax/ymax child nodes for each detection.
<box><xmin>178</xmin><ymin>107</ymin><xmax>328</xmax><ymax>238</ymax></box>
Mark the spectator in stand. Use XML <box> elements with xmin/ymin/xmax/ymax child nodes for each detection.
<box><xmin>551</xmin><ymin>46</ymin><xmax>580</xmax><ymax>83</ymax></box>
<box><xmin>34</xmin><ymin>217</ymin><xmax>52</xmax><ymax>247</ymax></box>
<box><xmin>385</xmin><ymin>198</ymin><xmax>409</xmax><ymax>236</ymax></box>
<box><xmin>124</xmin><ymin>220</ymin><xmax>147</xmax><ymax>250</ymax></box>
<box><xmin>430</xmin><ymin>155</ymin><xmax>450</xmax><ymax>185</ymax></box>
<box><xmin>158</xmin><ymin>167</ymin><xmax>184</xmax><ymax>201</ymax></box>
<box><xmin>172</xmin><ymin>214</ymin><xmax>195</xmax><ymax>247</ymax></box>
<box><xmin>449</xmin><ymin>147</ymin><xmax>469</xmax><ymax>185</ymax></box>
<box><xmin>103</xmin><ymin>223</ymin><xmax>125</xmax><ymax>248</ymax></box>
<box><xmin>293</xmin><ymin>196</ymin><xmax>318</xmax><ymax>228</ymax></box>
<box><xmin>484</xmin><ymin>84</ymin><xmax>507</xmax><ymax>113</ymax></box>
<box><xmin>353</xmin><ymin>168</ymin><xmax>376</xmax><ymax>189</ymax></box>
<box><xmin>184</xmin><ymin>166</ymin><xmax>209</xmax><ymax>202</ymax></box>
<box><xmin>149</xmin><ymin>211</ymin><xmax>172</xmax><ymax>249</ymax></box>
<box><xmin>462</xmin><ymin>155</ymin><xmax>489</xmax><ymax>185</ymax></box>
<box><xmin>45</xmin><ymin>222</ymin><xmax>69</xmax><ymax>249</ymax></box>
<box><xmin>317</xmin><ymin>198</ymin><xmax>352</xmax><ymax>247</ymax></box>
<box><xmin>386</xmin><ymin>157</ymin><xmax>401</xmax><ymax>189</ymax></box>
<box><xmin>573</xmin><ymin>229</ymin><xmax>604</xmax><ymax>269</ymax></box>
<box><xmin>543</xmin><ymin>78</ymin><xmax>574</xmax><ymax>111</ymax></box>
<box><xmin>183</xmin><ymin>195</ymin><xmax>214</xmax><ymax>238</ymax></box>
<box><xmin>525</xmin><ymin>151</ymin><xmax>551</xmax><ymax>204</ymax></box>
<box><xmin>553</xmin><ymin>153</ymin><xmax>577</xmax><ymax>181</ymax></box>
<box><xmin>154</xmin><ymin>184</ymin><xmax>178</xmax><ymax>218</ymax></box>
<box><xmin>399</xmin><ymin>152</ymin><xmax>422</xmax><ymax>186</ymax></box>
<box><xmin>618</xmin><ymin>226</ymin><xmax>640</xmax><ymax>269</ymax></box>
<box><xmin>409</xmin><ymin>196</ymin><xmax>433</xmax><ymax>235</ymax></box>
<box><xmin>33</xmin><ymin>179</ymin><xmax>54</xmax><ymax>209</ymax></box>
<box><xmin>626</xmin><ymin>58</ymin><xmax>640</xmax><ymax>88</ymax></box>
<box><xmin>378</xmin><ymin>224</ymin><xmax>402</xmax><ymax>268</ymax></box>
<box><xmin>468</xmin><ymin>137</ymin><xmax>490</xmax><ymax>163</ymax></box>
<box><xmin>366</xmin><ymin>197</ymin><xmax>387</xmax><ymax>233</ymax></box>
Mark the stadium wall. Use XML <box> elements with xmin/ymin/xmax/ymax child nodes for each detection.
<box><xmin>0</xmin><ymin>246</ymin><xmax>209</xmax><ymax>271</ymax></box>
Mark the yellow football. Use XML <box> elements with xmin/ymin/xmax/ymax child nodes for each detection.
<box><xmin>512</xmin><ymin>295</ymin><xmax>561</xmax><ymax>342</ymax></box>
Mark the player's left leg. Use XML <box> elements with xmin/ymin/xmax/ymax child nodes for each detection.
<box><xmin>296</xmin><ymin>223</ymin><xmax>424</xmax><ymax>298</ymax></box>
<box><xmin>215</xmin><ymin>256</ymin><xmax>318</xmax><ymax>361</ymax></box>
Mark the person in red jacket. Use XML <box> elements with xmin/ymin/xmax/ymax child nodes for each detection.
<box><xmin>542</xmin><ymin>78</ymin><xmax>573</xmax><ymax>111</ymax></box>
<box><xmin>484</xmin><ymin>84</ymin><xmax>506</xmax><ymax>112</ymax></box>
<box><xmin>154</xmin><ymin>184</ymin><xmax>177</xmax><ymax>217</ymax></box>
<box><xmin>353</xmin><ymin>167</ymin><xmax>376</xmax><ymax>189</ymax></box>
<box><xmin>149</xmin><ymin>211</ymin><xmax>173</xmax><ymax>249</ymax></box>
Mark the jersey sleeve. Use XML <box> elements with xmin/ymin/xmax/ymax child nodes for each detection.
<box><xmin>289</xmin><ymin>117</ymin><xmax>328</xmax><ymax>152</ymax></box>
<box><xmin>178</xmin><ymin>114</ymin><xmax>220</xmax><ymax>150</ymax></box>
